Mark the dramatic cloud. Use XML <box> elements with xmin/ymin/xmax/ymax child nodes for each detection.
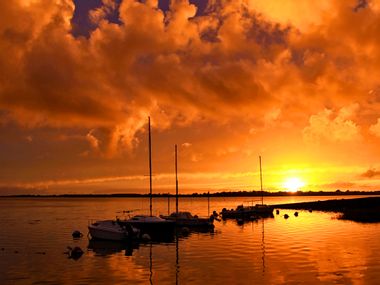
<box><xmin>303</xmin><ymin>104</ymin><xmax>360</xmax><ymax>143</ymax></box>
<box><xmin>361</xmin><ymin>168</ymin><xmax>380</xmax><ymax>178</ymax></box>
<box><xmin>1</xmin><ymin>0</ymin><xmax>380</xmax><ymax>192</ymax></box>
<box><xmin>369</xmin><ymin>118</ymin><xmax>380</xmax><ymax>137</ymax></box>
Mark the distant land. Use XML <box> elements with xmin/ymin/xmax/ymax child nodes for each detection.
<box><xmin>276</xmin><ymin>197</ymin><xmax>380</xmax><ymax>223</ymax></box>
<box><xmin>2</xmin><ymin>190</ymin><xmax>380</xmax><ymax>198</ymax></box>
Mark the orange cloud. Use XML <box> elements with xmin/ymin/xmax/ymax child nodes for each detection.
<box><xmin>303</xmin><ymin>104</ymin><xmax>360</xmax><ymax>143</ymax></box>
<box><xmin>361</xmin><ymin>168</ymin><xmax>380</xmax><ymax>178</ymax></box>
<box><xmin>1</xmin><ymin>0</ymin><xmax>380</xmax><ymax>192</ymax></box>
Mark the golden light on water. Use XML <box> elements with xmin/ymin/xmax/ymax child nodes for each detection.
<box><xmin>283</xmin><ymin>177</ymin><xmax>305</xmax><ymax>192</ymax></box>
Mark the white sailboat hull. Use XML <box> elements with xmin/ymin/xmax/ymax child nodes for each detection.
<box><xmin>88</xmin><ymin>220</ymin><xmax>134</xmax><ymax>241</ymax></box>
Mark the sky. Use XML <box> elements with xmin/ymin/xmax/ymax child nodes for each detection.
<box><xmin>1</xmin><ymin>0</ymin><xmax>380</xmax><ymax>194</ymax></box>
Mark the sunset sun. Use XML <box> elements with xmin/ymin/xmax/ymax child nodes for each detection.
<box><xmin>283</xmin><ymin>177</ymin><xmax>305</xmax><ymax>192</ymax></box>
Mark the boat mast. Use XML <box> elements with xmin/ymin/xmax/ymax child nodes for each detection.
<box><xmin>259</xmin><ymin>155</ymin><xmax>263</xmax><ymax>205</ymax></box>
<box><xmin>207</xmin><ymin>191</ymin><xmax>210</xmax><ymax>217</ymax></box>
<box><xmin>175</xmin><ymin>144</ymin><xmax>179</xmax><ymax>215</ymax></box>
<box><xmin>148</xmin><ymin>116</ymin><xmax>153</xmax><ymax>216</ymax></box>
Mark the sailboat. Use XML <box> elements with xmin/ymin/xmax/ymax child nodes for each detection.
<box><xmin>120</xmin><ymin>117</ymin><xmax>175</xmax><ymax>234</ymax></box>
<box><xmin>160</xmin><ymin>145</ymin><xmax>214</xmax><ymax>228</ymax></box>
<box><xmin>88</xmin><ymin>219</ymin><xmax>140</xmax><ymax>241</ymax></box>
<box><xmin>221</xmin><ymin>156</ymin><xmax>274</xmax><ymax>219</ymax></box>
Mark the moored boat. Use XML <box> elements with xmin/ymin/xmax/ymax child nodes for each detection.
<box><xmin>161</xmin><ymin>211</ymin><xmax>215</xmax><ymax>228</ymax></box>
<box><xmin>118</xmin><ymin>117</ymin><xmax>176</xmax><ymax>240</ymax></box>
<box><xmin>88</xmin><ymin>220</ymin><xmax>140</xmax><ymax>241</ymax></box>
<box><xmin>221</xmin><ymin>156</ymin><xmax>274</xmax><ymax>219</ymax></box>
<box><xmin>221</xmin><ymin>204</ymin><xmax>274</xmax><ymax>219</ymax></box>
<box><xmin>160</xmin><ymin>145</ymin><xmax>215</xmax><ymax>229</ymax></box>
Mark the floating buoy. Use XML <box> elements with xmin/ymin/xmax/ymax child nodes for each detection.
<box><xmin>72</xmin><ymin>230</ymin><xmax>83</xmax><ymax>238</ymax></box>
<box><xmin>308</xmin><ymin>209</ymin><xmax>312</xmax><ymax>213</ymax></box>
<box><xmin>276</xmin><ymin>209</ymin><xmax>280</xmax><ymax>215</ymax></box>
<box><xmin>294</xmin><ymin>212</ymin><xmax>299</xmax><ymax>217</ymax></box>
<box><xmin>284</xmin><ymin>214</ymin><xmax>289</xmax><ymax>219</ymax></box>
<box><xmin>141</xmin><ymin>233</ymin><xmax>151</xmax><ymax>241</ymax></box>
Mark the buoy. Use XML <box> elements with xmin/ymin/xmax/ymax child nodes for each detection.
<box><xmin>276</xmin><ymin>209</ymin><xmax>280</xmax><ymax>215</ymax></box>
<box><xmin>308</xmin><ymin>209</ymin><xmax>312</xmax><ymax>213</ymax></box>
<box><xmin>284</xmin><ymin>214</ymin><xmax>289</xmax><ymax>219</ymax></box>
<box><xmin>294</xmin><ymin>212</ymin><xmax>299</xmax><ymax>217</ymax></box>
<box><xmin>72</xmin><ymin>230</ymin><xmax>83</xmax><ymax>238</ymax></box>
<box><xmin>141</xmin><ymin>233</ymin><xmax>151</xmax><ymax>241</ymax></box>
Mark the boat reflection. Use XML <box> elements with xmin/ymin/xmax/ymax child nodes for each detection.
<box><xmin>261</xmin><ymin>218</ymin><xmax>266</xmax><ymax>274</ymax></box>
<box><xmin>87</xmin><ymin>227</ymin><xmax>216</xmax><ymax>284</ymax></box>
<box><xmin>88</xmin><ymin>239</ymin><xmax>139</xmax><ymax>257</ymax></box>
<box><xmin>233</xmin><ymin>215</ymin><xmax>273</xmax><ymax>227</ymax></box>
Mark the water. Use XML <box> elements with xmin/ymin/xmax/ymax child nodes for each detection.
<box><xmin>1</xmin><ymin>196</ymin><xmax>379</xmax><ymax>284</ymax></box>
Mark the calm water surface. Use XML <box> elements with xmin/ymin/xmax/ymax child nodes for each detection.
<box><xmin>0</xmin><ymin>196</ymin><xmax>379</xmax><ymax>284</ymax></box>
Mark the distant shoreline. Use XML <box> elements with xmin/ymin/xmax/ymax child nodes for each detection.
<box><xmin>275</xmin><ymin>197</ymin><xmax>380</xmax><ymax>223</ymax></box>
<box><xmin>1</xmin><ymin>190</ymin><xmax>380</xmax><ymax>198</ymax></box>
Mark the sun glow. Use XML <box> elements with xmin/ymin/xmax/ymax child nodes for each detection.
<box><xmin>283</xmin><ymin>177</ymin><xmax>305</xmax><ymax>192</ymax></box>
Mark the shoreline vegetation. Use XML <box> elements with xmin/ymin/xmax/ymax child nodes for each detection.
<box><xmin>275</xmin><ymin>197</ymin><xmax>380</xmax><ymax>223</ymax></box>
<box><xmin>1</xmin><ymin>190</ymin><xmax>380</xmax><ymax>198</ymax></box>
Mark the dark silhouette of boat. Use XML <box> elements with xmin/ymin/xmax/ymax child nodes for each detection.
<box><xmin>221</xmin><ymin>204</ymin><xmax>274</xmax><ymax>219</ymax></box>
<box><xmin>119</xmin><ymin>117</ymin><xmax>175</xmax><ymax>238</ymax></box>
<box><xmin>160</xmin><ymin>145</ymin><xmax>214</xmax><ymax>229</ymax></box>
<box><xmin>161</xmin><ymin>211</ymin><xmax>214</xmax><ymax>228</ymax></box>
<box><xmin>221</xmin><ymin>156</ymin><xmax>274</xmax><ymax>219</ymax></box>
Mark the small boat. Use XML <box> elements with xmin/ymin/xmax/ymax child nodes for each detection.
<box><xmin>119</xmin><ymin>117</ymin><xmax>176</xmax><ymax>236</ymax></box>
<box><xmin>221</xmin><ymin>204</ymin><xmax>274</xmax><ymax>219</ymax></box>
<box><xmin>161</xmin><ymin>211</ymin><xmax>214</xmax><ymax>228</ymax></box>
<box><xmin>160</xmin><ymin>145</ymin><xmax>214</xmax><ymax>229</ymax></box>
<box><xmin>88</xmin><ymin>220</ymin><xmax>140</xmax><ymax>241</ymax></box>
<box><xmin>221</xmin><ymin>156</ymin><xmax>274</xmax><ymax>219</ymax></box>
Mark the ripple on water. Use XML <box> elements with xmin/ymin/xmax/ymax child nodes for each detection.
<box><xmin>1</xmin><ymin>197</ymin><xmax>380</xmax><ymax>284</ymax></box>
